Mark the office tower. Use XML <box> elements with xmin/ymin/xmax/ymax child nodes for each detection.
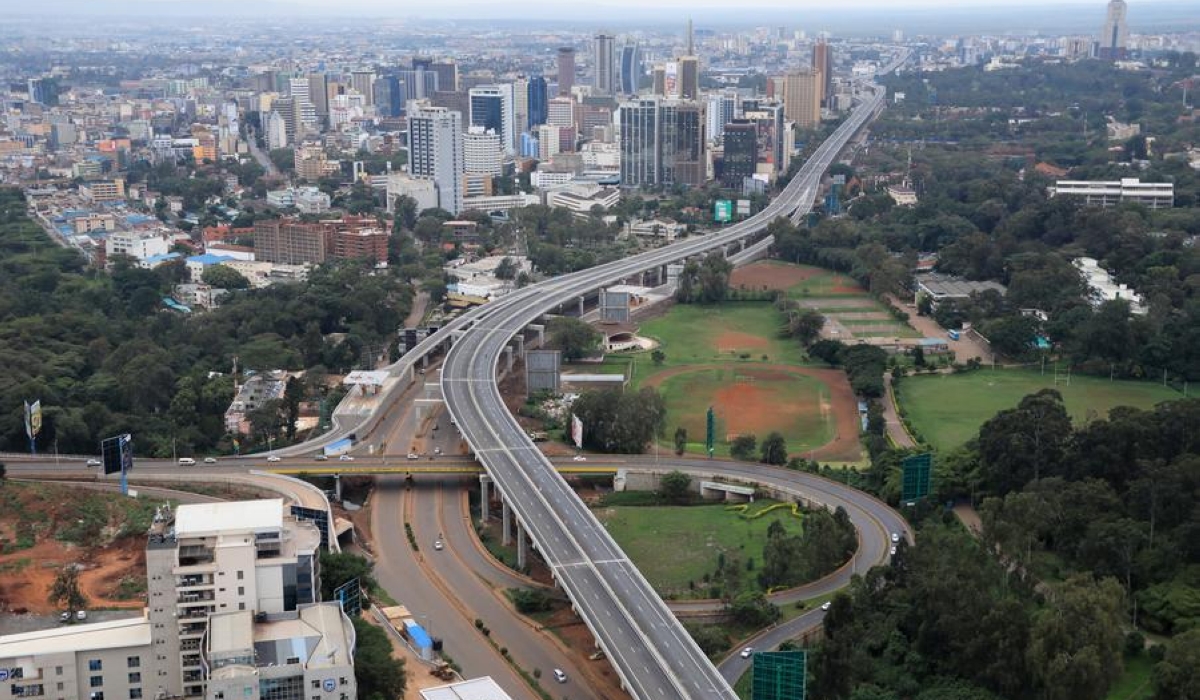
<box><xmin>536</xmin><ymin>124</ymin><xmax>561</xmax><ymax>161</ymax></box>
<box><xmin>741</xmin><ymin>99</ymin><xmax>787</xmax><ymax>175</ymax></box>
<box><xmin>50</xmin><ymin>122</ymin><xmax>77</xmax><ymax>149</ymax></box>
<box><xmin>432</xmin><ymin>61</ymin><xmax>459</xmax><ymax>92</ymax></box>
<box><xmin>619</xmin><ymin>97</ymin><xmax>705</xmax><ymax>188</ymax></box>
<box><xmin>781</xmin><ymin>70</ymin><xmax>822</xmax><ymax>128</ymax></box>
<box><xmin>812</xmin><ymin>39</ymin><xmax>833</xmax><ymax>106</ymax></box>
<box><xmin>705</xmin><ymin>92</ymin><xmax>737</xmax><ymax>144</ymax></box>
<box><xmin>350</xmin><ymin>69</ymin><xmax>376</xmax><ymax>107</ymax></box>
<box><xmin>397</xmin><ymin>68</ymin><xmax>439</xmax><ymax>102</ymax></box>
<box><xmin>373</xmin><ymin>74</ymin><xmax>403</xmax><ymax>118</ymax></box>
<box><xmin>557</xmin><ymin>47</ymin><xmax>576</xmax><ymax>96</ymax></box>
<box><xmin>512</xmin><ymin>77</ymin><xmax>530</xmax><ymax>139</ymax></box>
<box><xmin>27</xmin><ymin>77</ymin><xmax>60</xmax><ymax>106</ymax></box>
<box><xmin>464</xmin><ymin>126</ymin><xmax>503</xmax><ymax>177</ymax></box>
<box><xmin>678</xmin><ymin>56</ymin><xmax>699</xmax><ymax>100</ymax></box>
<box><xmin>595</xmin><ymin>33</ymin><xmax>616</xmax><ymax>95</ymax></box>
<box><xmin>286</xmin><ymin>78</ymin><xmax>318</xmax><ymax>132</ymax></box>
<box><xmin>469</xmin><ymin>84</ymin><xmax>516</xmax><ymax>154</ymax></box>
<box><xmin>547</xmin><ymin>96</ymin><xmax>576</xmax><ymax>131</ymax></box>
<box><xmin>619</xmin><ymin>42</ymin><xmax>642</xmax><ymax>95</ymax></box>
<box><xmin>307</xmin><ymin>72</ymin><xmax>330</xmax><ymax>120</ymax></box>
<box><xmin>528</xmin><ymin>75</ymin><xmax>548</xmax><ymax>128</ymax></box>
<box><xmin>408</xmin><ymin>105</ymin><xmax>464</xmax><ymax>214</ymax></box>
<box><xmin>1098</xmin><ymin>0</ymin><xmax>1129</xmax><ymax>59</ymax></box>
<box><xmin>721</xmin><ymin>119</ymin><xmax>757</xmax><ymax>187</ymax></box>
<box><xmin>652</xmin><ymin>66</ymin><xmax>666</xmax><ymax>96</ymax></box>
<box><xmin>263</xmin><ymin>110</ymin><xmax>288</xmax><ymax>149</ymax></box>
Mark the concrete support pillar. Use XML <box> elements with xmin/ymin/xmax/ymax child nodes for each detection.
<box><xmin>578</xmin><ymin>296</ymin><xmax>585</xmax><ymax>316</ymax></box>
<box><xmin>479</xmin><ymin>475</ymin><xmax>491</xmax><ymax>522</ymax></box>
<box><xmin>514</xmin><ymin>334</ymin><xmax>525</xmax><ymax>359</ymax></box>
<box><xmin>501</xmin><ymin>499</ymin><xmax>512</xmax><ymax>546</ymax></box>
<box><xmin>527</xmin><ymin>324</ymin><xmax>545</xmax><ymax>349</ymax></box>
<box><xmin>517</xmin><ymin>521</ymin><xmax>528</xmax><ymax>570</ymax></box>
<box><xmin>420</xmin><ymin>353</ymin><xmax>429</xmax><ymax>368</ymax></box>
<box><xmin>502</xmin><ymin>346</ymin><xmax>513</xmax><ymax>373</ymax></box>
<box><xmin>334</xmin><ymin>474</ymin><xmax>342</xmax><ymax>501</ymax></box>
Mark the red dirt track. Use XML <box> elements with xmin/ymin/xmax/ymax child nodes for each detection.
<box><xmin>730</xmin><ymin>262</ymin><xmax>819</xmax><ymax>290</ymax></box>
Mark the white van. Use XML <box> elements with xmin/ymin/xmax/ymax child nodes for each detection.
<box><xmin>178</xmin><ymin>457</ymin><xmax>196</xmax><ymax>466</ymax></box>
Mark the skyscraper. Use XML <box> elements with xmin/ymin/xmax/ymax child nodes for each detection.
<box><xmin>595</xmin><ymin>33</ymin><xmax>616</xmax><ymax>95</ymax></box>
<box><xmin>469</xmin><ymin>84</ymin><xmax>516</xmax><ymax>154</ymax></box>
<box><xmin>678</xmin><ymin>56</ymin><xmax>699</xmax><ymax>100</ymax></box>
<box><xmin>431</xmin><ymin>61</ymin><xmax>459</xmax><ymax>92</ymax></box>
<box><xmin>373</xmin><ymin>75</ymin><xmax>403</xmax><ymax>118</ymax></box>
<box><xmin>528</xmin><ymin>75</ymin><xmax>548</xmax><ymax>128</ymax></box>
<box><xmin>662</xmin><ymin>101</ymin><xmax>705</xmax><ymax>186</ymax></box>
<box><xmin>27</xmin><ymin>77</ymin><xmax>60</xmax><ymax>106</ymax></box>
<box><xmin>620</xmin><ymin>99</ymin><xmax>660</xmax><ymax>188</ymax></box>
<box><xmin>705</xmin><ymin>92</ymin><xmax>737</xmax><ymax>144</ymax></box>
<box><xmin>619</xmin><ymin>42</ymin><xmax>642</xmax><ymax>95</ymax></box>
<box><xmin>721</xmin><ymin>120</ymin><xmax>757</xmax><ymax>187</ymax></box>
<box><xmin>512</xmin><ymin>77</ymin><xmax>530</xmax><ymax>138</ymax></box>
<box><xmin>812</xmin><ymin>40</ymin><xmax>833</xmax><ymax>107</ymax></box>
<box><xmin>619</xmin><ymin>97</ymin><xmax>706</xmax><ymax>188</ymax></box>
<box><xmin>307</xmin><ymin>72</ymin><xmax>330</xmax><ymax>121</ymax></box>
<box><xmin>557</xmin><ymin>47</ymin><xmax>576</xmax><ymax>96</ymax></box>
<box><xmin>350</xmin><ymin>69</ymin><xmax>376</xmax><ymax>107</ymax></box>
<box><xmin>1098</xmin><ymin>0</ymin><xmax>1129</xmax><ymax>59</ymax></box>
<box><xmin>781</xmin><ymin>70</ymin><xmax>822</xmax><ymax>128</ymax></box>
<box><xmin>408</xmin><ymin>105</ymin><xmax>464</xmax><ymax>214</ymax></box>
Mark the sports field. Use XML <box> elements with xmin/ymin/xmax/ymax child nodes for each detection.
<box><xmin>648</xmin><ymin>366</ymin><xmax>835</xmax><ymax>456</ymax></box>
<box><xmin>635</xmin><ymin>300</ymin><xmax>807</xmax><ymax>368</ymax></box>
<box><xmin>595</xmin><ymin>500</ymin><xmax>804</xmax><ymax>597</ymax></box>
<box><xmin>899</xmin><ymin>368</ymin><xmax>1185</xmax><ymax>450</ymax></box>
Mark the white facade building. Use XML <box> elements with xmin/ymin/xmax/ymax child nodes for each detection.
<box><xmin>408</xmin><ymin>105</ymin><xmax>465</xmax><ymax>214</ymax></box>
<box><xmin>1050</xmin><ymin>178</ymin><xmax>1174</xmax><ymax>209</ymax></box>
<box><xmin>463</xmin><ymin>127</ymin><xmax>503</xmax><ymax>177</ymax></box>
<box><xmin>1074</xmin><ymin>257</ymin><xmax>1146</xmax><ymax>314</ymax></box>
<box><xmin>105</xmin><ymin>230</ymin><xmax>169</xmax><ymax>262</ymax></box>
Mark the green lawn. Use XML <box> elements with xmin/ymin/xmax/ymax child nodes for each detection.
<box><xmin>634</xmin><ymin>301</ymin><xmax>808</xmax><ymax>369</ymax></box>
<box><xmin>899</xmin><ymin>368</ymin><xmax>1185</xmax><ymax>451</ymax></box>
<box><xmin>1107</xmin><ymin>653</ymin><xmax>1154</xmax><ymax>700</ymax></box>
<box><xmin>595</xmin><ymin>501</ymin><xmax>804</xmax><ymax>598</ymax></box>
<box><xmin>656</xmin><ymin>367</ymin><xmax>834</xmax><ymax>457</ymax></box>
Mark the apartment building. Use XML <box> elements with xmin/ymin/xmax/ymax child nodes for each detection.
<box><xmin>1049</xmin><ymin>178</ymin><xmax>1174</xmax><ymax>209</ymax></box>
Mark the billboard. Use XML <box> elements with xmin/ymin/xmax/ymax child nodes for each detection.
<box><xmin>323</xmin><ymin>437</ymin><xmax>353</xmax><ymax>457</ymax></box>
<box><xmin>714</xmin><ymin>200</ymin><xmax>732</xmax><ymax>222</ymax></box>
<box><xmin>24</xmin><ymin>400</ymin><xmax>42</xmax><ymax>440</ymax></box>
<box><xmin>736</xmin><ymin>199</ymin><xmax>751</xmax><ymax>216</ymax></box>
<box><xmin>752</xmin><ymin>650</ymin><xmax>807</xmax><ymax>700</ymax></box>
<box><xmin>101</xmin><ymin>434</ymin><xmax>133</xmax><ymax>476</ymax></box>
<box><xmin>901</xmin><ymin>453</ymin><xmax>933</xmax><ymax>503</ymax></box>
<box><xmin>571</xmin><ymin>414</ymin><xmax>584</xmax><ymax>449</ymax></box>
<box><xmin>525</xmin><ymin>350</ymin><xmax>562</xmax><ymax>395</ymax></box>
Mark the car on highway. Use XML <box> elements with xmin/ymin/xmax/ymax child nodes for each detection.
<box><xmin>891</xmin><ymin>532</ymin><xmax>901</xmax><ymax>543</ymax></box>
<box><xmin>407</xmin><ymin>453</ymin><xmax>419</xmax><ymax>460</ymax></box>
<box><xmin>314</xmin><ymin>454</ymin><xmax>328</xmax><ymax>461</ymax></box>
<box><xmin>203</xmin><ymin>457</ymin><xmax>217</xmax><ymax>464</ymax></box>
<box><xmin>821</xmin><ymin>601</ymin><xmax>832</xmax><ymax>611</ymax></box>
<box><xmin>433</xmin><ymin>539</ymin><xmax>444</xmax><ymax>551</ymax></box>
<box><xmin>76</xmin><ymin>610</ymin><xmax>87</xmax><ymax>621</ymax></box>
<box><xmin>740</xmin><ymin>647</ymin><xmax>754</xmax><ymax>659</ymax></box>
<box><xmin>572</xmin><ymin>454</ymin><xmax>587</xmax><ymax>462</ymax></box>
<box><xmin>86</xmin><ymin>459</ymin><xmax>101</xmax><ymax>467</ymax></box>
<box><xmin>266</xmin><ymin>455</ymin><xmax>281</xmax><ymax>463</ymax></box>
<box><xmin>890</xmin><ymin>546</ymin><xmax>898</xmax><ymax>557</ymax></box>
<box><xmin>552</xmin><ymin>669</ymin><xmax>567</xmax><ymax>684</ymax></box>
<box><xmin>433</xmin><ymin>447</ymin><xmax>442</xmax><ymax>455</ymax></box>
<box><xmin>339</xmin><ymin>455</ymin><xmax>355</xmax><ymax>461</ymax></box>
<box><xmin>178</xmin><ymin>457</ymin><xmax>196</xmax><ymax>466</ymax></box>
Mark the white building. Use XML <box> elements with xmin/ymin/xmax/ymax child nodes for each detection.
<box><xmin>544</xmin><ymin>183</ymin><xmax>621</xmax><ymax>215</ymax></box>
<box><xmin>1050</xmin><ymin>178</ymin><xmax>1173</xmax><ymax>209</ymax></box>
<box><xmin>1074</xmin><ymin>257</ymin><xmax>1146</xmax><ymax>314</ymax></box>
<box><xmin>105</xmin><ymin>230</ymin><xmax>169</xmax><ymax>262</ymax></box>
<box><xmin>530</xmin><ymin>171</ymin><xmax>575</xmax><ymax>189</ymax></box>
<box><xmin>421</xmin><ymin>677</ymin><xmax>516</xmax><ymax>700</ymax></box>
<box><xmin>547</xmin><ymin>96</ymin><xmax>576</xmax><ymax>131</ymax></box>
<box><xmin>0</xmin><ymin>616</ymin><xmax>155</xmax><ymax>700</ymax></box>
<box><xmin>461</xmin><ymin>193</ymin><xmax>540</xmax><ymax>213</ymax></box>
<box><xmin>536</xmin><ymin>124</ymin><xmax>561</xmax><ymax>162</ymax></box>
<box><xmin>408</xmin><ymin>104</ymin><xmax>465</xmax><ymax>214</ymax></box>
<box><xmin>467</xmin><ymin>84</ymin><xmax>515</xmax><ymax>154</ymax></box>
<box><xmin>266</xmin><ymin>187</ymin><xmax>331</xmax><ymax>214</ymax></box>
<box><xmin>386</xmin><ymin>174</ymin><xmax>439</xmax><ymax>214</ymax></box>
<box><xmin>463</xmin><ymin>127</ymin><xmax>503</xmax><ymax>177</ymax></box>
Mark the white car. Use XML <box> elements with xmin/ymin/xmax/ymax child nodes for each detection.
<box><xmin>266</xmin><ymin>455</ymin><xmax>281</xmax><ymax>463</ymax></box>
<box><xmin>314</xmin><ymin>454</ymin><xmax>328</xmax><ymax>461</ymax></box>
<box><xmin>86</xmin><ymin>458</ymin><xmax>101</xmax><ymax>467</ymax></box>
<box><xmin>433</xmin><ymin>447</ymin><xmax>442</xmax><ymax>455</ymax></box>
<box><xmin>178</xmin><ymin>457</ymin><xmax>196</xmax><ymax>466</ymax></box>
<box><xmin>890</xmin><ymin>546</ymin><xmax>898</xmax><ymax>557</ymax></box>
<box><xmin>740</xmin><ymin>647</ymin><xmax>754</xmax><ymax>659</ymax></box>
<box><xmin>433</xmin><ymin>540</ymin><xmax>444</xmax><ymax>551</ymax></box>
<box><xmin>553</xmin><ymin>669</ymin><xmax>567</xmax><ymax>684</ymax></box>
<box><xmin>821</xmin><ymin>601</ymin><xmax>832</xmax><ymax>611</ymax></box>
<box><xmin>203</xmin><ymin>457</ymin><xmax>217</xmax><ymax>464</ymax></box>
<box><xmin>339</xmin><ymin>455</ymin><xmax>355</xmax><ymax>462</ymax></box>
<box><xmin>891</xmin><ymin>532</ymin><xmax>901</xmax><ymax>543</ymax></box>
<box><xmin>76</xmin><ymin>610</ymin><xmax>87</xmax><ymax>621</ymax></box>
<box><xmin>407</xmin><ymin>453</ymin><xmax>419</xmax><ymax>460</ymax></box>
<box><xmin>573</xmin><ymin>454</ymin><xmax>587</xmax><ymax>462</ymax></box>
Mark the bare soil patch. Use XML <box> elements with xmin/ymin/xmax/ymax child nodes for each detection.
<box><xmin>730</xmin><ymin>261</ymin><xmax>820</xmax><ymax>291</ymax></box>
<box><xmin>714</xmin><ymin>330</ymin><xmax>770</xmax><ymax>353</ymax></box>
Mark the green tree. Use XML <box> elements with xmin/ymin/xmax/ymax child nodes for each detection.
<box><xmin>660</xmin><ymin>470</ymin><xmax>691</xmax><ymax>504</ymax></box>
<box><xmin>730</xmin><ymin>434</ymin><xmax>758</xmax><ymax>461</ymax></box>
<box><xmin>201</xmin><ymin>264</ymin><xmax>251</xmax><ymax>290</ymax></box>
<box><xmin>350</xmin><ymin>617</ymin><xmax>407</xmax><ymax>700</ymax></box>
<box><xmin>494</xmin><ymin>256</ymin><xmax>518</xmax><ymax>280</ymax></box>
<box><xmin>548</xmin><ymin>317</ymin><xmax>601</xmax><ymax>361</ymax></box>
<box><xmin>318</xmin><ymin>551</ymin><xmax>377</xmax><ymax>602</ymax></box>
<box><xmin>49</xmin><ymin>565</ymin><xmax>87</xmax><ymax>614</ymax></box>
<box><xmin>729</xmin><ymin>591</ymin><xmax>781</xmax><ymax>627</ymax></box>
<box><xmin>787</xmin><ymin>308</ymin><xmax>825</xmax><ymax>346</ymax></box>
<box><xmin>1152</xmin><ymin>627</ymin><xmax>1200</xmax><ymax>700</ymax></box>
<box><xmin>393</xmin><ymin>195</ymin><xmax>419</xmax><ymax>231</ymax></box>
<box><xmin>1027</xmin><ymin>575</ymin><xmax>1125</xmax><ymax>700</ymax></box>
<box><xmin>760</xmin><ymin>431</ymin><xmax>788</xmax><ymax>465</ymax></box>
<box><xmin>673</xmin><ymin>427</ymin><xmax>688</xmax><ymax>456</ymax></box>
<box><xmin>977</xmin><ymin>389</ymin><xmax>1072</xmax><ymax>494</ymax></box>
<box><xmin>651</xmin><ymin>349</ymin><xmax>666</xmax><ymax>365</ymax></box>
<box><xmin>282</xmin><ymin>377</ymin><xmax>304</xmax><ymax>441</ymax></box>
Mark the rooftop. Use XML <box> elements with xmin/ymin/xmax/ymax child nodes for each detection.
<box><xmin>0</xmin><ymin>614</ymin><xmax>150</xmax><ymax>658</ymax></box>
<box><xmin>174</xmin><ymin>498</ymin><xmax>285</xmax><ymax>538</ymax></box>
<box><xmin>421</xmin><ymin>677</ymin><xmax>516</xmax><ymax>700</ymax></box>
<box><xmin>915</xmin><ymin>272</ymin><xmax>1006</xmax><ymax>299</ymax></box>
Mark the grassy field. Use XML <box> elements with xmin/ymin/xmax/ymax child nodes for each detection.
<box><xmin>657</xmin><ymin>366</ymin><xmax>834</xmax><ymax>457</ymax></box>
<box><xmin>899</xmin><ymin>368</ymin><xmax>1185</xmax><ymax>450</ymax></box>
<box><xmin>633</xmin><ymin>301</ymin><xmax>807</xmax><ymax>369</ymax></box>
<box><xmin>595</xmin><ymin>500</ymin><xmax>804</xmax><ymax>598</ymax></box>
<box><xmin>1107</xmin><ymin>654</ymin><xmax>1154</xmax><ymax>700</ymax></box>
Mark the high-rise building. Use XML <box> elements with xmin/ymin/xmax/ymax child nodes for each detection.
<box><xmin>741</xmin><ymin>99</ymin><xmax>787</xmax><ymax>176</ymax></box>
<box><xmin>27</xmin><ymin>77</ymin><xmax>60</xmax><ymax>106</ymax></box>
<box><xmin>557</xmin><ymin>47</ymin><xmax>576</xmax><ymax>96</ymax></box>
<box><xmin>286</xmin><ymin>78</ymin><xmax>319</xmax><ymax>135</ymax></box>
<box><xmin>721</xmin><ymin>119</ymin><xmax>757</xmax><ymax>187</ymax></box>
<box><xmin>373</xmin><ymin>75</ymin><xmax>403</xmax><ymax>118</ymax></box>
<box><xmin>264</xmin><ymin>110</ymin><xmax>288</xmax><ymax>149</ymax></box>
<box><xmin>469</xmin><ymin>84</ymin><xmax>516</xmax><ymax>154</ymax></box>
<box><xmin>678</xmin><ymin>56</ymin><xmax>699</xmax><ymax>100</ymax></box>
<box><xmin>705</xmin><ymin>92</ymin><xmax>737</xmax><ymax>144</ymax></box>
<box><xmin>408</xmin><ymin>104</ymin><xmax>464</xmax><ymax>214</ymax></box>
<box><xmin>431</xmin><ymin>60</ymin><xmax>459</xmax><ymax>92</ymax></box>
<box><xmin>781</xmin><ymin>70</ymin><xmax>822</xmax><ymax>128</ymax></box>
<box><xmin>618</xmin><ymin>97</ymin><xmax>706</xmax><ymax>188</ymax></box>
<box><xmin>536</xmin><ymin>124</ymin><xmax>561</xmax><ymax>161</ymax></box>
<box><xmin>464</xmin><ymin>126</ymin><xmax>504</xmax><ymax>177</ymax></box>
<box><xmin>812</xmin><ymin>40</ymin><xmax>833</xmax><ymax>106</ymax></box>
<box><xmin>512</xmin><ymin>77</ymin><xmax>530</xmax><ymax>138</ymax></box>
<box><xmin>307</xmin><ymin>72</ymin><xmax>330</xmax><ymax>120</ymax></box>
<box><xmin>619</xmin><ymin>42</ymin><xmax>642</xmax><ymax>95</ymax></box>
<box><xmin>594</xmin><ymin>33</ymin><xmax>616</xmax><ymax>95</ymax></box>
<box><xmin>652</xmin><ymin>66</ymin><xmax>666</xmax><ymax>96</ymax></box>
<box><xmin>397</xmin><ymin>68</ymin><xmax>439</xmax><ymax>103</ymax></box>
<box><xmin>350</xmin><ymin>69</ymin><xmax>376</xmax><ymax>106</ymax></box>
<box><xmin>1098</xmin><ymin>0</ymin><xmax>1129</xmax><ymax>59</ymax></box>
<box><xmin>547</xmin><ymin>96</ymin><xmax>576</xmax><ymax>131</ymax></box>
<box><xmin>528</xmin><ymin>75</ymin><xmax>548</xmax><ymax>128</ymax></box>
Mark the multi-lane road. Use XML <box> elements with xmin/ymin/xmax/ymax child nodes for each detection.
<box><xmin>438</xmin><ymin>60</ymin><xmax>904</xmax><ymax>699</ymax></box>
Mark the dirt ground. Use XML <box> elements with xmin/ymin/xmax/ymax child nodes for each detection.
<box><xmin>730</xmin><ymin>261</ymin><xmax>820</xmax><ymax>291</ymax></box>
<box><xmin>714</xmin><ymin>330</ymin><xmax>770</xmax><ymax>353</ymax></box>
<box><xmin>642</xmin><ymin>364</ymin><xmax>862</xmax><ymax>462</ymax></box>
<box><xmin>0</xmin><ymin>537</ymin><xmax>146</xmax><ymax>615</ymax></box>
